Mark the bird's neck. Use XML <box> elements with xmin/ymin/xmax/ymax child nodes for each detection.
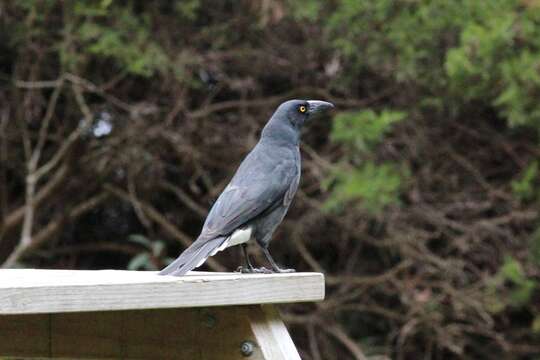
<box><xmin>260</xmin><ymin>116</ymin><xmax>300</xmax><ymax>146</ymax></box>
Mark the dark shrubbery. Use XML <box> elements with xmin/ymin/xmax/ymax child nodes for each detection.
<box><xmin>1</xmin><ymin>1</ymin><xmax>539</xmax><ymax>358</ymax></box>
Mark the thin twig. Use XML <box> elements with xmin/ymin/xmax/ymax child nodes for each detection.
<box><xmin>105</xmin><ymin>184</ymin><xmax>227</xmax><ymax>272</ymax></box>
<box><xmin>322</xmin><ymin>323</ymin><xmax>368</xmax><ymax>360</ymax></box>
<box><xmin>3</xmin><ymin>192</ymin><xmax>109</xmax><ymax>267</ymax></box>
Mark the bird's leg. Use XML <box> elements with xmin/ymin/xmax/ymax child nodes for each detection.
<box><xmin>236</xmin><ymin>244</ymin><xmax>271</xmax><ymax>273</ymax></box>
<box><xmin>262</xmin><ymin>247</ymin><xmax>295</xmax><ymax>273</ymax></box>
<box><xmin>242</xmin><ymin>244</ymin><xmax>255</xmax><ymax>271</ymax></box>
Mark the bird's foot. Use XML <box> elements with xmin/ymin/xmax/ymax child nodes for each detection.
<box><xmin>236</xmin><ymin>266</ymin><xmax>272</xmax><ymax>274</ymax></box>
<box><xmin>273</xmin><ymin>267</ymin><xmax>296</xmax><ymax>273</ymax></box>
<box><xmin>254</xmin><ymin>267</ymin><xmax>273</xmax><ymax>274</ymax></box>
<box><xmin>236</xmin><ymin>266</ymin><xmax>250</xmax><ymax>273</ymax></box>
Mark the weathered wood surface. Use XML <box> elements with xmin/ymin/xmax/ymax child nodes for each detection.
<box><xmin>249</xmin><ymin>305</ymin><xmax>302</xmax><ymax>360</ymax></box>
<box><xmin>0</xmin><ymin>269</ymin><xmax>325</xmax><ymax>314</ymax></box>
<box><xmin>0</xmin><ymin>305</ymin><xmax>300</xmax><ymax>359</ymax></box>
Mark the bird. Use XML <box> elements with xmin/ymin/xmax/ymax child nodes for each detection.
<box><xmin>159</xmin><ymin>99</ymin><xmax>334</xmax><ymax>276</ymax></box>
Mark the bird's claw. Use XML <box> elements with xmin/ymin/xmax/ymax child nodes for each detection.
<box><xmin>236</xmin><ymin>266</ymin><xmax>273</xmax><ymax>274</ymax></box>
<box><xmin>236</xmin><ymin>266</ymin><xmax>249</xmax><ymax>273</ymax></box>
<box><xmin>274</xmin><ymin>268</ymin><xmax>296</xmax><ymax>273</ymax></box>
<box><xmin>255</xmin><ymin>267</ymin><xmax>273</xmax><ymax>274</ymax></box>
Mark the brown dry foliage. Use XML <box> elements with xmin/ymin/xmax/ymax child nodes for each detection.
<box><xmin>1</xmin><ymin>1</ymin><xmax>539</xmax><ymax>359</ymax></box>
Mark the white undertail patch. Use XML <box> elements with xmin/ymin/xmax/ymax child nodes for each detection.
<box><xmin>195</xmin><ymin>227</ymin><xmax>253</xmax><ymax>269</ymax></box>
<box><xmin>227</xmin><ymin>227</ymin><xmax>252</xmax><ymax>247</ymax></box>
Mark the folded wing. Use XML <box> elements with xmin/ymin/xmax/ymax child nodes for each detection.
<box><xmin>202</xmin><ymin>152</ymin><xmax>296</xmax><ymax>239</ymax></box>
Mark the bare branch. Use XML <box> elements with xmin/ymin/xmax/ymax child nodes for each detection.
<box><xmin>29</xmin><ymin>78</ymin><xmax>64</xmax><ymax>170</ymax></box>
<box><xmin>17</xmin><ymin>80</ymin><xmax>64</xmax><ymax>249</ymax></box>
<box><xmin>64</xmin><ymin>73</ymin><xmax>132</xmax><ymax>113</ymax></box>
<box><xmin>160</xmin><ymin>180</ymin><xmax>208</xmax><ymax>218</ymax></box>
<box><xmin>3</xmin><ymin>192</ymin><xmax>110</xmax><ymax>268</ymax></box>
<box><xmin>14</xmin><ymin>78</ymin><xmax>63</xmax><ymax>89</ymax></box>
<box><xmin>322</xmin><ymin>323</ymin><xmax>367</xmax><ymax>360</ymax></box>
<box><xmin>105</xmin><ymin>184</ymin><xmax>227</xmax><ymax>272</ymax></box>
<box><xmin>34</xmin><ymin>83</ymin><xmax>93</xmax><ymax>181</ymax></box>
<box><xmin>1</xmin><ymin>164</ymin><xmax>68</xmax><ymax>236</ymax></box>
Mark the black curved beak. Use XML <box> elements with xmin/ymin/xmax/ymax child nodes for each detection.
<box><xmin>307</xmin><ymin>100</ymin><xmax>335</xmax><ymax>115</ymax></box>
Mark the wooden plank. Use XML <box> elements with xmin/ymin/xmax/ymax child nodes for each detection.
<box><xmin>0</xmin><ymin>307</ymin><xmax>278</xmax><ymax>359</ymax></box>
<box><xmin>51</xmin><ymin>311</ymin><xmax>123</xmax><ymax>359</ymax></box>
<box><xmin>248</xmin><ymin>305</ymin><xmax>301</xmax><ymax>360</ymax></box>
<box><xmin>199</xmin><ymin>306</ymin><xmax>264</xmax><ymax>360</ymax></box>
<box><xmin>0</xmin><ymin>269</ymin><xmax>324</xmax><ymax>314</ymax></box>
<box><xmin>0</xmin><ymin>313</ymin><xmax>50</xmax><ymax>358</ymax></box>
<box><xmin>122</xmin><ymin>308</ymin><xmax>200</xmax><ymax>359</ymax></box>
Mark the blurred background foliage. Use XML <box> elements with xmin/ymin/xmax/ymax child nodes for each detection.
<box><xmin>1</xmin><ymin>0</ymin><xmax>540</xmax><ymax>359</ymax></box>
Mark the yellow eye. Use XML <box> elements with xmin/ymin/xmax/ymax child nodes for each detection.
<box><xmin>299</xmin><ymin>105</ymin><xmax>307</xmax><ymax>113</ymax></box>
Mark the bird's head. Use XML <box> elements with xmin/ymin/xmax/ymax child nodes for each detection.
<box><xmin>261</xmin><ymin>99</ymin><xmax>334</xmax><ymax>145</ymax></box>
<box><xmin>275</xmin><ymin>99</ymin><xmax>335</xmax><ymax>129</ymax></box>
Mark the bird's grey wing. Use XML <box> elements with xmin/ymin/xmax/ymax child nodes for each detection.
<box><xmin>201</xmin><ymin>152</ymin><xmax>297</xmax><ymax>239</ymax></box>
<box><xmin>283</xmin><ymin>147</ymin><xmax>301</xmax><ymax>206</ymax></box>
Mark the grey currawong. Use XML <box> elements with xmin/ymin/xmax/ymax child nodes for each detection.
<box><xmin>159</xmin><ymin>99</ymin><xmax>334</xmax><ymax>276</ymax></box>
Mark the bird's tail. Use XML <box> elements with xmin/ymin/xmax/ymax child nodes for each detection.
<box><xmin>158</xmin><ymin>236</ymin><xmax>228</xmax><ymax>276</ymax></box>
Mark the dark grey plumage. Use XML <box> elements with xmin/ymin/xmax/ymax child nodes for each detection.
<box><xmin>159</xmin><ymin>99</ymin><xmax>334</xmax><ymax>276</ymax></box>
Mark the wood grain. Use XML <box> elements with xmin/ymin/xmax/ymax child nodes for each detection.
<box><xmin>0</xmin><ymin>269</ymin><xmax>324</xmax><ymax>314</ymax></box>
<box><xmin>249</xmin><ymin>305</ymin><xmax>302</xmax><ymax>360</ymax></box>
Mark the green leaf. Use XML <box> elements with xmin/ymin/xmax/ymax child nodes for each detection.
<box><xmin>512</xmin><ymin>161</ymin><xmax>539</xmax><ymax>201</ymax></box>
<box><xmin>509</xmin><ymin>279</ymin><xmax>536</xmax><ymax>307</ymax></box>
<box><xmin>127</xmin><ymin>253</ymin><xmax>152</xmax><ymax>270</ymax></box>
<box><xmin>75</xmin><ymin>7</ymin><xmax>170</xmax><ymax>77</ymax></box>
<box><xmin>288</xmin><ymin>0</ymin><xmax>323</xmax><ymax>21</ymax></box>
<box><xmin>532</xmin><ymin>315</ymin><xmax>540</xmax><ymax>334</ymax></box>
<box><xmin>331</xmin><ymin>109</ymin><xmax>406</xmax><ymax>152</ymax></box>
<box><xmin>152</xmin><ymin>241</ymin><xmax>165</xmax><ymax>257</ymax></box>
<box><xmin>325</xmin><ymin>162</ymin><xmax>406</xmax><ymax>214</ymax></box>
<box><xmin>128</xmin><ymin>234</ymin><xmax>151</xmax><ymax>248</ymax></box>
<box><xmin>530</xmin><ymin>228</ymin><xmax>540</xmax><ymax>267</ymax></box>
<box><xmin>500</xmin><ymin>256</ymin><xmax>526</xmax><ymax>284</ymax></box>
<box><xmin>175</xmin><ymin>0</ymin><xmax>200</xmax><ymax>20</ymax></box>
<box><xmin>497</xmin><ymin>256</ymin><xmax>537</xmax><ymax>307</ymax></box>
